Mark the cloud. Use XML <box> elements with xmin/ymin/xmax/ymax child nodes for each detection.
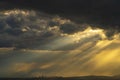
<box><xmin>0</xmin><ymin>9</ymin><xmax>102</xmax><ymax>49</ymax></box>
<box><xmin>12</xmin><ymin>63</ymin><xmax>36</xmax><ymax>73</ymax></box>
<box><xmin>0</xmin><ymin>10</ymin><xmax>59</xmax><ymax>48</ymax></box>
<box><xmin>0</xmin><ymin>3</ymin><xmax>120</xmax><ymax>77</ymax></box>
<box><xmin>1</xmin><ymin>40</ymin><xmax>120</xmax><ymax>77</ymax></box>
<box><xmin>0</xmin><ymin>10</ymin><xmax>120</xmax><ymax>77</ymax></box>
<box><xmin>0</xmin><ymin>9</ymin><xmax>120</xmax><ymax>51</ymax></box>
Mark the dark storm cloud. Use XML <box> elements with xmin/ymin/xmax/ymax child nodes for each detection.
<box><xmin>0</xmin><ymin>0</ymin><xmax>120</xmax><ymax>49</ymax></box>
<box><xmin>0</xmin><ymin>9</ymin><xmax>119</xmax><ymax>49</ymax></box>
<box><xmin>1</xmin><ymin>0</ymin><xmax>120</xmax><ymax>33</ymax></box>
<box><xmin>60</xmin><ymin>23</ymin><xmax>85</xmax><ymax>34</ymax></box>
<box><xmin>0</xmin><ymin>10</ymin><xmax>90</xmax><ymax>49</ymax></box>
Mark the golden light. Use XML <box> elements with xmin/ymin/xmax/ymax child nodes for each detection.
<box><xmin>3</xmin><ymin>10</ymin><xmax>30</xmax><ymax>16</ymax></box>
<box><xmin>68</xmin><ymin>27</ymin><xmax>106</xmax><ymax>43</ymax></box>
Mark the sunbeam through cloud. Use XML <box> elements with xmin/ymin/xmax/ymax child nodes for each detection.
<box><xmin>0</xmin><ymin>9</ymin><xmax>120</xmax><ymax>78</ymax></box>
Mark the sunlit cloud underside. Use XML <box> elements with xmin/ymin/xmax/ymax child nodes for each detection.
<box><xmin>0</xmin><ymin>10</ymin><xmax>120</xmax><ymax>77</ymax></box>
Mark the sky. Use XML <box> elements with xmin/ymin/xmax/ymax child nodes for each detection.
<box><xmin>0</xmin><ymin>0</ymin><xmax>120</xmax><ymax>28</ymax></box>
<box><xmin>0</xmin><ymin>0</ymin><xmax>120</xmax><ymax>77</ymax></box>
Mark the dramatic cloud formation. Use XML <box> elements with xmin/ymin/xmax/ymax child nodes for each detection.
<box><xmin>0</xmin><ymin>0</ymin><xmax>120</xmax><ymax>78</ymax></box>
<box><xmin>0</xmin><ymin>9</ymin><xmax>120</xmax><ymax>77</ymax></box>
<box><xmin>0</xmin><ymin>9</ymin><xmax>119</xmax><ymax>49</ymax></box>
<box><xmin>0</xmin><ymin>10</ymin><xmax>96</xmax><ymax>49</ymax></box>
